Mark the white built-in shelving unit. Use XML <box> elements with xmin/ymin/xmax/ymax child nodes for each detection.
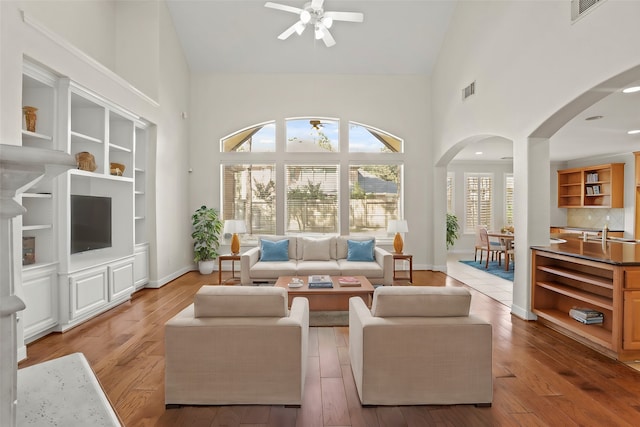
<box><xmin>20</xmin><ymin>63</ymin><xmax>59</xmax><ymax>340</ymax></box>
<box><xmin>19</xmin><ymin>60</ymin><xmax>150</xmax><ymax>340</ymax></box>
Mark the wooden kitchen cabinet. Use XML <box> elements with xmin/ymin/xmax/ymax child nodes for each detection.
<box><xmin>557</xmin><ymin>163</ymin><xmax>624</xmax><ymax>208</ymax></box>
<box><xmin>531</xmin><ymin>245</ymin><xmax>640</xmax><ymax>361</ymax></box>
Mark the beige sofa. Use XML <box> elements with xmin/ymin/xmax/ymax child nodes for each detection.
<box><xmin>240</xmin><ymin>235</ymin><xmax>393</xmax><ymax>285</ymax></box>
<box><xmin>165</xmin><ymin>286</ymin><xmax>309</xmax><ymax>406</ymax></box>
<box><xmin>349</xmin><ymin>286</ymin><xmax>493</xmax><ymax>406</ymax></box>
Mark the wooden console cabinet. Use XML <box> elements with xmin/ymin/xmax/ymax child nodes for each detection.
<box><xmin>532</xmin><ymin>243</ymin><xmax>640</xmax><ymax>361</ymax></box>
<box><xmin>557</xmin><ymin>163</ymin><xmax>624</xmax><ymax>208</ymax></box>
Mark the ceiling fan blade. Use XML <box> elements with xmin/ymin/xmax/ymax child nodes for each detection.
<box><xmin>311</xmin><ymin>0</ymin><xmax>324</xmax><ymax>10</ymax></box>
<box><xmin>265</xmin><ymin>2</ymin><xmax>302</xmax><ymax>15</ymax></box>
<box><xmin>324</xmin><ymin>11</ymin><xmax>364</xmax><ymax>23</ymax></box>
<box><xmin>321</xmin><ymin>26</ymin><xmax>336</xmax><ymax>47</ymax></box>
<box><xmin>278</xmin><ymin>21</ymin><xmax>301</xmax><ymax>40</ymax></box>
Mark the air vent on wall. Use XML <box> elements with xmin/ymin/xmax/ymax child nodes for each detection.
<box><xmin>462</xmin><ymin>81</ymin><xmax>476</xmax><ymax>100</ymax></box>
<box><xmin>571</xmin><ymin>0</ymin><xmax>606</xmax><ymax>21</ymax></box>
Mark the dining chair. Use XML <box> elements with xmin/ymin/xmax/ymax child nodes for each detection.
<box><xmin>474</xmin><ymin>226</ymin><xmax>485</xmax><ymax>263</ymax></box>
<box><xmin>504</xmin><ymin>238</ymin><xmax>515</xmax><ymax>271</ymax></box>
<box><xmin>479</xmin><ymin>228</ymin><xmax>506</xmax><ymax>269</ymax></box>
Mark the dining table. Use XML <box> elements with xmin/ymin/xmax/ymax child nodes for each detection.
<box><xmin>487</xmin><ymin>231</ymin><xmax>515</xmax><ymax>271</ymax></box>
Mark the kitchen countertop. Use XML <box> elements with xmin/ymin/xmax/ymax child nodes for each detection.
<box><xmin>532</xmin><ymin>233</ymin><xmax>640</xmax><ymax>265</ymax></box>
<box><xmin>551</xmin><ymin>226</ymin><xmax>625</xmax><ymax>233</ymax></box>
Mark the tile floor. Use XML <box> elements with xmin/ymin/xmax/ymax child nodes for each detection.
<box><xmin>446</xmin><ymin>252</ymin><xmax>513</xmax><ymax>308</ymax></box>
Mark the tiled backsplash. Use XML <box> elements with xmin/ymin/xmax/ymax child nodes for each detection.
<box><xmin>567</xmin><ymin>208</ymin><xmax>625</xmax><ymax>230</ymax></box>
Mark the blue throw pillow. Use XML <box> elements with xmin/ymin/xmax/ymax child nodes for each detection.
<box><xmin>260</xmin><ymin>239</ymin><xmax>289</xmax><ymax>262</ymax></box>
<box><xmin>347</xmin><ymin>239</ymin><xmax>375</xmax><ymax>262</ymax></box>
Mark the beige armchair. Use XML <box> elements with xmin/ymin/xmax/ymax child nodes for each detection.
<box><xmin>349</xmin><ymin>286</ymin><xmax>492</xmax><ymax>406</ymax></box>
<box><xmin>165</xmin><ymin>286</ymin><xmax>309</xmax><ymax>406</ymax></box>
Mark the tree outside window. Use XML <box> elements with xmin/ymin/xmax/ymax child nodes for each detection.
<box><xmin>222</xmin><ymin>164</ymin><xmax>276</xmax><ymax>235</ymax></box>
<box><xmin>220</xmin><ymin>120</ymin><xmax>404</xmax><ymax>237</ymax></box>
<box><xmin>349</xmin><ymin>164</ymin><xmax>401</xmax><ymax>237</ymax></box>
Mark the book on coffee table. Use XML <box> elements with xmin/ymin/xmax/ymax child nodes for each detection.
<box><xmin>338</xmin><ymin>276</ymin><xmax>361</xmax><ymax>287</ymax></box>
<box><xmin>308</xmin><ymin>275</ymin><xmax>333</xmax><ymax>288</ymax></box>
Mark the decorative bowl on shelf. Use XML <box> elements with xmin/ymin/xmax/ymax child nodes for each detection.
<box><xmin>110</xmin><ymin>162</ymin><xmax>126</xmax><ymax>176</ymax></box>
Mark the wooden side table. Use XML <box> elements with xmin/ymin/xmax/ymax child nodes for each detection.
<box><xmin>392</xmin><ymin>253</ymin><xmax>413</xmax><ymax>283</ymax></box>
<box><xmin>218</xmin><ymin>254</ymin><xmax>241</xmax><ymax>285</ymax></box>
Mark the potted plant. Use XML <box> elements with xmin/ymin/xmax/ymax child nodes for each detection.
<box><xmin>446</xmin><ymin>213</ymin><xmax>460</xmax><ymax>250</ymax></box>
<box><xmin>191</xmin><ymin>205</ymin><xmax>223</xmax><ymax>274</ymax></box>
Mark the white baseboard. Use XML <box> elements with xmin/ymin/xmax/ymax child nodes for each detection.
<box><xmin>146</xmin><ymin>266</ymin><xmax>192</xmax><ymax>289</ymax></box>
<box><xmin>511</xmin><ymin>304</ymin><xmax>537</xmax><ymax>320</ymax></box>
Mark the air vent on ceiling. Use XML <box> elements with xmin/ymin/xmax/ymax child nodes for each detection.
<box><xmin>462</xmin><ymin>81</ymin><xmax>476</xmax><ymax>100</ymax></box>
<box><xmin>571</xmin><ymin>0</ymin><xmax>606</xmax><ymax>21</ymax></box>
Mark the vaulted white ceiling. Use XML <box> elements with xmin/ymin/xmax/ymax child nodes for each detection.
<box><xmin>165</xmin><ymin>0</ymin><xmax>640</xmax><ymax>162</ymax></box>
<box><xmin>165</xmin><ymin>0</ymin><xmax>456</xmax><ymax>75</ymax></box>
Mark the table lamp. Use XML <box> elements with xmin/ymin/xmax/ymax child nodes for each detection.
<box><xmin>224</xmin><ymin>220</ymin><xmax>247</xmax><ymax>255</ymax></box>
<box><xmin>387</xmin><ymin>219</ymin><xmax>408</xmax><ymax>254</ymax></box>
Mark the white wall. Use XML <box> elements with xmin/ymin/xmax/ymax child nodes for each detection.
<box><xmin>433</xmin><ymin>1</ymin><xmax>640</xmax><ymax>156</ymax></box>
<box><xmin>19</xmin><ymin>0</ymin><xmax>116</xmax><ymax>71</ymax></box>
<box><xmin>149</xmin><ymin>1</ymin><xmax>192</xmax><ymax>286</ymax></box>
<box><xmin>432</xmin><ymin>0</ymin><xmax>640</xmax><ymax>317</ymax></box>
<box><xmin>188</xmin><ymin>73</ymin><xmax>435</xmax><ymax>268</ymax></box>
<box><xmin>115</xmin><ymin>0</ymin><xmax>159</xmax><ymax>101</ymax></box>
<box><xmin>19</xmin><ymin>0</ymin><xmax>159</xmax><ymax>102</ymax></box>
<box><xmin>0</xmin><ymin>0</ymin><xmax>191</xmax><ymax>286</ymax></box>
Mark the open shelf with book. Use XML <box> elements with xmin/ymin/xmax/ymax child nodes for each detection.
<box><xmin>532</xmin><ymin>249</ymin><xmax>640</xmax><ymax>360</ymax></box>
<box><xmin>557</xmin><ymin>163</ymin><xmax>624</xmax><ymax>208</ymax></box>
<box><xmin>557</xmin><ymin>168</ymin><xmax>583</xmax><ymax>207</ymax></box>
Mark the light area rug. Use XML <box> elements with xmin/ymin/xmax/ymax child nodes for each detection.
<box><xmin>310</xmin><ymin>310</ymin><xmax>348</xmax><ymax>326</ymax></box>
<box><xmin>17</xmin><ymin>353</ymin><xmax>121</xmax><ymax>426</ymax></box>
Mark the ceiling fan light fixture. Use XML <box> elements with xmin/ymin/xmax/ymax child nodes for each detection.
<box><xmin>321</xmin><ymin>16</ymin><xmax>333</xmax><ymax>28</ymax></box>
<box><xmin>300</xmin><ymin>10</ymin><xmax>311</xmax><ymax>23</ymax></box>
<box><xmin>266</xmin><ymin>1</ymin><xmax>363</xmax><ymax>47</ymax></box>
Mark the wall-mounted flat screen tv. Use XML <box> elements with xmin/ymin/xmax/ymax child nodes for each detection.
<box><xmin>70</xmin><ymin>195</ymin><xmax>112</xmax><ymax>254</ymax></box>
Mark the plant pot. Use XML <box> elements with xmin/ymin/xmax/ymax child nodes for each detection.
<box><xmin>198</xmin><ymin>260</ymin><xmax>215</xmax><ymax>275</ymax></box>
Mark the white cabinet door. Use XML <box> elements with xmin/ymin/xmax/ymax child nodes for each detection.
<box><xmin>69</xmin><ymin>267</ymin><xmax>108</xmax><ymax>319</ymax></box>
<box><xmin>109</xmin><ymin>259</ymin><xmax>134</xmax><ymax>301</ymax></box>
<box><xmin>22</xmin><ymin>265</ymin><xmax>58</xmax><ymax>339</ymax></box>
<box><xmin>134</xmin><ymin>244</ymin><xmax>149</xmax><ymax>289</ymax></box>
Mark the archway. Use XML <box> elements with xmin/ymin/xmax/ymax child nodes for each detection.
<box><xmin>433</xmin><ymin>64</ymin><xmax>640</xmax><ymax>320</ymax></box>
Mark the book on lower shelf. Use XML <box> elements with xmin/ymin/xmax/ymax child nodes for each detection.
<box><xmin>308</xmin><ymin>275</ymin><xmax>333</xmax><ymax>288</ymax></box>
<box><xmin>569</xmin><ymin>307</ymin><xmax>604</xmax><ymax>324</ymax></box>
<box><xmin>338</xmin><ymin>276</ymin><xmax>361</xmax><ymax>287</ymax></box>
<box><xmin>573</xmin><ymin>317</ymin><xmax>604</xmax><ymax>325</ymax></box>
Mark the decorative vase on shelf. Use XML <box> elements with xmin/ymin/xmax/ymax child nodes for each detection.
<box><xmin>23</xmin><ymin>106</ymin><xmax>38</xmax><ymax>132</ymax></box>
<box><xmin>75</xmin><ymin>151</ymin><xmax>97</xmax><ymax>172</ymax></box>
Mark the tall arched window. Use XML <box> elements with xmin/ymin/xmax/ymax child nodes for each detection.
<box><xmin>220</xmin><ymin>118</ymin><xmax>404</xmax><ymax>239</ymax></box>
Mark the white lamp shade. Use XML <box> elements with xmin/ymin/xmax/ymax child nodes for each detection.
<box><xmin>224</xmin><ymin>220</ymin><xmax>247</xmax><ymax>234</ymax></box>
<box><xmin>387</xmin><ymin>219</ymin><xmax>408</xmax><ymax>233</ymax></box>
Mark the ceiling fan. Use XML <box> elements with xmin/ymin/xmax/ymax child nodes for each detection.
<box><xmin>310</xmin><ymin>119</ymin><xmax>323</xmax><ymax>130</ymax></box>
<box><xmin>265</xmin><ymin>0</ymin><xmax>364</xmax><ymax>47</ymax></box>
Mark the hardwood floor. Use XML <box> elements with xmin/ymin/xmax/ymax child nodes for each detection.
<box><xmin>19</xmin><ymin>271</ymin><xmax>640</xmax><ymax>426</ymax></box>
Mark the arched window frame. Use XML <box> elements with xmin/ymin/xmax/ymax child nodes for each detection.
<box><xmin>219</xmin><ymin>118</ymin><xmax>405</xmax><ymax>242</ymax></box>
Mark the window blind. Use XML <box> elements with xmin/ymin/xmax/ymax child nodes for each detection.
<box><xmin>464</xmin><ymin>173</ymin><xmax>493</xmax><ymax>233</ymax></box>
